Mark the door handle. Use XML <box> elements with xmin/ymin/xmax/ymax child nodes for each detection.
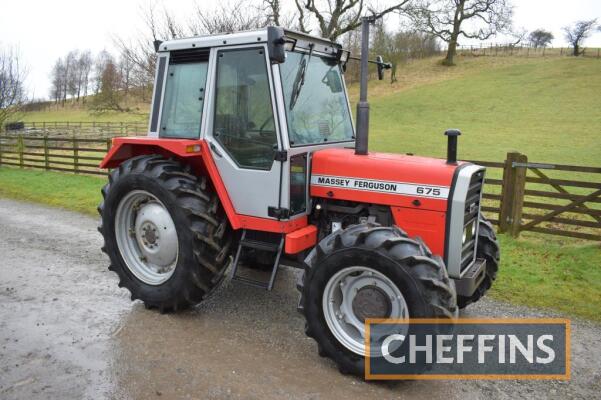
<box><xmin>209</xmin><ymin>141</ymin><xmax>223</xmax><ymax>157</ymax></box>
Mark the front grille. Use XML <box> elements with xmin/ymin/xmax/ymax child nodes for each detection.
<box><xmin>460</xmin><ymin>170</ymin><xmax>484</xmax><ymax>272</ymax></box>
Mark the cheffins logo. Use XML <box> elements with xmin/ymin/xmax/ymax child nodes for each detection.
<box><xmin>365</xmin><ymin>318</ymin><xmax>570</xmax><ymax>380</ymax></box>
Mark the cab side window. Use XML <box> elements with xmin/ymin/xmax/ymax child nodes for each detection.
<box><xmin>213</xmin><ymin>48</ymin><xmax>276</xmax><ymax>170</ymax></box>
<box><xmin>160</xmin><ymin>49</ymin><xmax>209</xmax><ymax>138</ymax></box>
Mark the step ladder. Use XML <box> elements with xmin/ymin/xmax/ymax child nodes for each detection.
<box><xmin>230</xmin><ymin>230</ymin><xmax>284</xmax><ymax>290</ymax></box>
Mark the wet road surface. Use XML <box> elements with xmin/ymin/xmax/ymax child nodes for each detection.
<box><xmin>1</xmin><ymin>198</ymin><xmax>600</xmax><ymax>399</ymax></box>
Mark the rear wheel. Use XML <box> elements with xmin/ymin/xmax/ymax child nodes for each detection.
<box><xmin>98</xmin><ymin>155</ymin><xmax>233</xmax><ymax>312</ymax></box>
<box><xmin>298</xmin><ymin>223</ymin><xmax>457</xmax><ymax>376</ymax></box>
<box><xmin>457</xmin><ymin>215</ymin><xmax>500</xmax><ymax>309</ymax></box>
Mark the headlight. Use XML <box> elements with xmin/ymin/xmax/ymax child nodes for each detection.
<box><xmin>462</xmin><ymin>228</ymin><xmax>467</xmax><ymax>244</ymax></box>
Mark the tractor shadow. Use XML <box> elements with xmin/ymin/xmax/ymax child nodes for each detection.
<box><xmin>110</xmin><ymin>266</ymin><xmax>459</xmax><ymax>399</ymax></box>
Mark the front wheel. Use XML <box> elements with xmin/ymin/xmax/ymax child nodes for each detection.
<box><xmin>298</xmin><ymin>223</ymin><xmax>457</xmax><ymax>376</ymax></box>
<box><xmin>98</xmin><ymin>155</ymin><xmax>233</xmax><ymax>313</ymax></box>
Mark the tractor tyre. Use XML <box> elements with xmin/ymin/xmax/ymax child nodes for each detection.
<box><xmin>457</xmin><ymin>215</ymin><xmax>500</xmax><ymax>309</ymax></box>
<box><xmin>98</xmin><ymin>155</ymin><xmax>232</xmax><ymax>313</ymax></box>
<box><xmin>297</xmin><ymin>223</ymin><xmax>457</xmax><ymax>376</ymax></box>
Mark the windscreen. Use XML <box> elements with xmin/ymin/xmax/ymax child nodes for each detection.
<box><xmin>280</xmin><ymin>52</ymin><xmax>354</xmax><ymax>146</ymax></box>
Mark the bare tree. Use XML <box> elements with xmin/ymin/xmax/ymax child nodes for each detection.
<box><xmin>90</xmin><ymin>59</ymin><xmax>124</xmax><ymax>112</ymax></box>
<box><xmin>563</xmin><ymin>19</ymin><xmax>597</xmax><ymax>56</ymax></box>
<box><xmin>528</xmin><ymin>29</ymin><xmax>553</xmax><ymax>48</ymax></box>
<box><xmin>78</xmin><ymin>51</ymin><xmax>93</xmax><ymax>102</ymax></box>
<box><xmin>113</xmin><ymin>0</ymin><xmax>266</xmax><ymax>93</ymax></box>
<box><xmin>49</xmin><ymin>59</ymin><xmax>65</xmax><ymax>105</ymax></box>
<box><xmin>118</xmin><ymin>51</ymin><xmax>134</xmax><ymax>96</ymax></box>
<box><xmin>188</xmin><ymin>2</ymin><xmax>266</xmax><ymax>35</ymax></box>
<box><xmin>93</xmin><ymin>50</ymin><xmax>113</xmax><ymax>96</ymax></box>
<box><xmin>411</xmin><ymin>0</ymin><xmax>513</xmax><ymax>65</ymax></box>
<box><xmin>264</xmin><ymin>0</ymin><xmax>282</xmax><ymax>25</ymax></box>
<box><xmin>279</xmin><ymin>0</ymin><xmax>413</xmax><ymax>41</ymax></box>
<box><xmin>66</xmin><ymin>50</ymin><xmax>80</xmax><ymax>102</ymax></box>
<box><xmin>0</xmin><ymin>47</ymin><xmax>27</xmax><ymax>128</ymax></box>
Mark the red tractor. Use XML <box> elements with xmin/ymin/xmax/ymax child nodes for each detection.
<box><xmin>99</xmin><ymin>20</ymin><xmax>499</xmax><ymax>376</ymax></box>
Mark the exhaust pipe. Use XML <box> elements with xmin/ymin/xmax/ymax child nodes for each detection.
<box><xmin>445</xmin><ymin>129</ymin><xmax>461</xmax><ymax>164</ymax></box>
<box><xmin>355</xmin><ymin>17</ymin><xmax>374</xmax><ymax>156</ymax></box>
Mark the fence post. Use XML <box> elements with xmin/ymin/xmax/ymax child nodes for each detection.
<box><xmin>498</xmin><ymin>152</ymin><xmax>516</xmax><ymax>233</ymax></box>
<box><xmin>73</xmin><ymin>136</ymin><xmax>79</xmax><ymax>174</ymax></box>
<box><xmin>0</xmin><ymin>134</ymin><xmax>3</xmax><ymax>166</ymax></box>
<box><xmin>18</xmin><ymin>134</ymin><xmax>24</xmax><ymax>168</ymax></box>
<box><xmin>44</xmin><ymin>135</ymin><xmax>49</xmax><ymax>170</ymax></box>
<box><xmin>509</xmin><ymin>153</ymin><xmax>527</xmax><ymax>237</ymax></box>
<box><xmin>499</xmin><ymin>151</ymin><xmax>527</xmax><ymax>237</ymax></box>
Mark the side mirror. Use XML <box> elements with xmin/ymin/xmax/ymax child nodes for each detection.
<box><xmin>376</xmin><ymin>55</ymin><xmax>385</xmax><ymax>80</ymax></box>
<box><xmin>267</xmin><ymin>27</ymin><xmax>286</xmax><ymax>64</ymax></box>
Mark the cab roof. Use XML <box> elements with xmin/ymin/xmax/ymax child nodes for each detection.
<box><xmin>158</xmin><ymin>27</ymin><xmax>341</xmax><ymax>57</ymax></box>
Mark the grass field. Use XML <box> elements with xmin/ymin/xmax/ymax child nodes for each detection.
<box><xmin>19</xmin><ymin>100</ymin><xmax>149</xmax><ymax>123</ymax></box>
<box><xmin>353</xmin><ymin>55</ymin><xmax>601</xmax><ymax>166</ymax></box>
<box><xmin>4</xmin><ymin>54</ymin><xmax>601</xmax><ymax>321</ymax></box>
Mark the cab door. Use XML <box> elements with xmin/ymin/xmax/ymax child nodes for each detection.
<box><xmin>204</xmin><ymin>45</ymin><xmax>283</xmax><ymax>219</ymax></box>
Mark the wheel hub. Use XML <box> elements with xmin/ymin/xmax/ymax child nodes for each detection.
<box><xmin>322</xmin><ymin>266</ymin><xmax>409</xmax><ymax>356</ymax></box>
<box><xmin>141</xmin><ymin>222</ymin><xmax>159</xmax><ymax>247</ymax></box>
<box><xmin>352</xmin><ymin>285</ymin><xmax>392</xmax><ymax>322</ymax></box>
<box><xmin>115</xmin><ymin>190</ymin><xmax>179</xmax><ymax>286</ymax></box>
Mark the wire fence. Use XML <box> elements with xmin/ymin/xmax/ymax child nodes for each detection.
<box><xmin>3</xmin><ymin>121</ymin><xmax>147</xmax><ymax>139</ymax></box>
<box><xmin>454</xmin><ymin>43</ymin><xmax>601</xmax><ymax>58</ymax></box>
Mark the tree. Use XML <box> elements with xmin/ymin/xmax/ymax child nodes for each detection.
<box><xmin>77</xmin><ymin>51</ymin><xmax>93</xmax><ymax>102</ymax></box>
<box><xmin>49</xmin><ymin>58</ymin><xmax>66</xmax><ymax>105</ymax></box>
<box><xmin>528</xmin><ymin>29</ymin><xmax>553</xmax><ymax>48</ymax></box>
<box><xmin>90</xmin><ymin>59</ymin><xmax>124</xmax><ymax>112</ymax></box>
<box><xmin>113</xmin><ymin>1</ymin><xmax>267</xmax><ymax>93</ymax></box>
<box><xmin>281</xmin><ymin>0</ymin><xmax>413</xmax><ymax>41</ymax></box>
<box><xmin>411</xmin><ymin>0</ymin><xmax>513</xmax><ymax>66</ymax></box>
<box><xmin>563</xmin><ymin>19</ymin><xmax>597</xmax><ymax>56</ymax></box>
<box><xmin>0</xmin><ymin>47</ymin><xmax>27</xmax><ymax>128</ymax></box>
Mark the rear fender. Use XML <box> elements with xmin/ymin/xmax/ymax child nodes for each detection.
<box><xmin>100</xmin><ymin>137</ymin><xmax>309</xmax><ymax>234</ymax></box>
<box><xmin>100</xmin><ymin>137</ymin><xmax>241</xmax><ymax>229</ymax></box>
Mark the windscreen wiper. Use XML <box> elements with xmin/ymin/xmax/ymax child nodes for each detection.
<box><xmin>289</xmin><ymin>44</ymin><xmax>314</xmax><ymax>110</ymax></box>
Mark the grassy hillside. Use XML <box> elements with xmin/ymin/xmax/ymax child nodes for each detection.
<box><xmin>352</xmin><ymin>55</ymin><xmax>601</xmax><ymax>166</ymax></box>
<box><xmin>19</xmin><ymin>99</ymin><xmax>149</xmax><ymax>123</ymax></box>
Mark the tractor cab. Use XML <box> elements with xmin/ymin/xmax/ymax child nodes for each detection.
<box><xmin>148</xmin><ymin>28</ymin><xmax>354</xmax><ymax>222</ymax></box>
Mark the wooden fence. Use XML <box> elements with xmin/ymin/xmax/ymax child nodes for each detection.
<box><xmin>0</xmin><ymin>134</ymin><xmax>110</xmax><ymax>176</ymax></box>
<box><xmin>472</xmin><ymin>152</ymin><xmax>601</xmax><ymax>241</ymax></box>
<box><xmin>0</xmin><ymin>137</ymin><xmax>599</xmax><ymax>241</ymax></box>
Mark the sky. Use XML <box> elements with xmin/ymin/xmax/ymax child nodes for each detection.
<box><xmin>1</xmin><ymin>0</ymin><xmax>600</xmax><ymax>99</ymax></box>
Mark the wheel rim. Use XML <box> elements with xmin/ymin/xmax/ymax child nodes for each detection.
<box><xmin>322</xmin><ymin>266</ymin><xmax>409</xmax><ymax>356</ymax></box>
<box><xmin>115</xmin><ymin>190</ymin><xmax>178</xmax><ymax>285</ymax></box>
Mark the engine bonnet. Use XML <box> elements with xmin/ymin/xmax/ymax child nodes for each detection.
<box><xmin>310</xmin><ymin>148</ymin><xmax>462</xmax><ymax>212</ymax></box>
